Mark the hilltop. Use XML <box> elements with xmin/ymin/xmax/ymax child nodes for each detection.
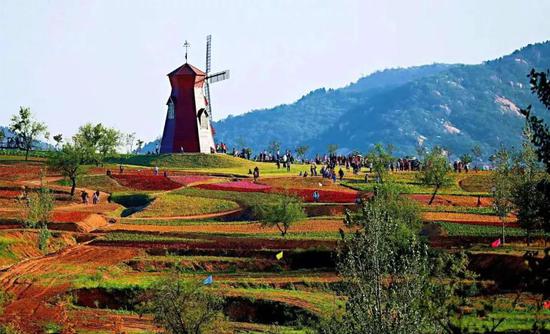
<box><xmin>213</xmin><ymin>41</ymin><xmax>550</xmax><ymax>157</ymax></box>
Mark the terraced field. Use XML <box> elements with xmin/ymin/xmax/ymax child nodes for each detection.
<box><xmin>0</xmin><ymin>155</ymin><xmax>547</xmax><ymax>333</ymax></box>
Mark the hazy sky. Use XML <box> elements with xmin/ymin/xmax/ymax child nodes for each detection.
<box><xmin>1</xmin><ymin>0</ymin><xmax>550</xmax><ymax>142</ymax></box>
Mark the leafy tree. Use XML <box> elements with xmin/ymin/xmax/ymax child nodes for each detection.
<box><xmin>268</xmin><ymin>140</ymin><xmax>280</xmax><ymax>155</ymax></box>
<box><xmin>135</xmin><ymin>139</ymin><xmax>144</xmax><ymax>153</ymax></box>
<box><xmin>146</xmin><ymin>277</ymin><xmax>224</xmax><ymax>334</ymax></box>
<box><xmin>366</xmin><ymin>143</ymin><xmax>394</xmax><ymax>183</ymax></box>
<box><xmin>491</xmin><ymin>146</ymin><xmax>514</xmax><ymax>244</ymax></box>
<box><xmin>295</xmin><ymin>145</ymin><xmax>309</xmax><ymax>161</ymax></box>
<box><xmin>48</xmin><ymin>142</ymin><xmax>84</xmax><ymax>196</ymax></box>
<box><xmin>254</xmin><ymin>195</ymin><xmax>306</xmax><ymax>237</ymax></box>
<box><xmin>38</xmin><ymin>225</ymin><xmax>52</xmax><ymax>253</ymax></box>
<box><xmin>124</xmin><ymin>132</ymin><xmax>136</xmax><ymax>154</ymax></box>
<box><xmin>23</xmin><ymin>180</ymin><xmax>54</xmax><ymax>228</ymax></box>
<box><xmin>73</xmin><ymin>123</ymin><xmax>121</xmax><ymax>165</ymax></box>
<box><xmin>0</xmin><ymin>129</ymin><xmax>5</xmax><ymax>146</ymax></box>
<box><xmin>327</xmin><ymin>144</ymin><xmax>338</xmax><ymax>156</ymax></box>
<box><xmin>520</xmin><ymin>68</ymin><xmax>550</xmax><ymax>235</ymax></box>
<box><xmin>511</xmin><ymin>128</ymin><xmax>545</xmax><ymax>244</ymax></box>
<box><xmin>52</xmin><ymin>134</ymin><xmax>63</xmax><ymax>150</ymax></box>
<box><xmin>459</xmin><ymin>153</ymin><xmax>472</xmax><ymax>166</ymax></box>
<box><xmin>471</xmin><ymin>144</ymin><xmax>483</xmax><ymax>168</ymax></box>
<box><xmin>9</xmin><ymin>107</ymin><xmax>49</xmax><ymax>160</ymax></box>
<box><xmin>417</xmin><ymin>146</ymin><xmax>452</xmax><ymax>205</ymax></box>
<box><xmin>321</xmin><ymin>190</ymin><xmax>438</xmax><ymax>334</ymax></box>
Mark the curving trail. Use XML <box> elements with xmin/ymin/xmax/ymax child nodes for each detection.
<box><xmin>0</xmin><ymin>244</ymin><xmax>140</xmax><ymax>332</ymax></box>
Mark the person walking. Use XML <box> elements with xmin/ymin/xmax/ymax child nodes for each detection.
<box><xmin>338</xmin><ymin>168</ymin><xmax>344</xmax><ymax>181</ymax></box>
<box><xmin>92</xmin><ymin>190</ymin><xmax>100</xmax><ymax>204</ymax></box>
<box><xmin>313</xmin><ymin>190</ymin><xmax>320</xmax><ymax>203</ymax></box>
<box><xmin>81</xmin><ymin>191</ymin><xmax>89</xmax><ymax>204</ymax></box>
<box><xmin>253</xmin><ymin>166</ymin><xmax>260</xmax><ymax>182</ymax></box>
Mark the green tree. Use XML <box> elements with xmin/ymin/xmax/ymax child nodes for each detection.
<box><xmin>295</xmin><ymin>145</ymin><xmax>309</xmax><ymax>161</ymax></box>
<box><xmin>327</xmin><ymin>144</ymin><xmax>338</xmax><ymax>156</ymax></box>
<box><xmin>38</xmin><ymin>225</ymin><xmax>52</xmax><ymax>253</ymax></box>
<box><xmin>146</xmin><ymin>277</ymin><xmax>224</xmax><ymax>334</ymax></box>
<box><xmin>491</xmin><ymin>146</ymin><xmax>514</xmax><ymax>245</ymax></box>
<box><xmin>511</xmin><ymin>128</ymin><xmax>545</xmax><ymax>244</ymax></box>
<box><xmin>23</xmin><ymin>180</ymin><xmax>54</xmax><ymax>228</ymax></box>
<box><xmin>417</xmin><ymin>147</ymin><xmax>452</xmax><ymax>205</ymax></box>
<box><xmin>321</xmin><ymin>191</ymin><xmax>438</xmax><ymax>334</ymax></box>
<box><xmin>0</xmin><ymin>129</ymin><xmax>5</xmax><ymax>146</ymax></box>
<box><xmin>459</xmin><ymin>153</ymin><xmax>472</xmax><ymax>166</ymax></box>
<box><xmin>9</xmin><ymin>107</ymin><xmax>49</xmax><ymax>160</ymax></box>
<box><xmin>254</xmin><ymin>195</ymin><xmax>306</xmax><ymax>237</ymax></box>
<box><xmin>135</xmin><ymin>139</ymin><xmax>144</xmax><ymax>153</ymax></box>
<box><xmin>366</xmin><ymin>143</ymin><xmax>394</xmax><ymax>184</ymax></box>
<box><xmin>73</xmin><ymin>123</ymin><xmax>121</xmax><ymax>165</ymax></box>
<box><xmin>471</xmin><ymin>144</ymin><xmax>483</xmax><ymax>168</ymax></box>
<box><xmin>268</xmin><ymin>140</ymin><xmax>280</xmax><ymax>155</ymax></box>
<box><xmin>48</xmin><ymin>142</ymin><xmax>84</xmax><ymax>196</ymax></box>
<box><xmin>520</xmin><ymin>69</ymin><xmax>550</xmax><ymax>236</ymax></box>
<box><xmin>52</xmin><ymin>134</ymin><xmax>63</xmax><ymax>150</ymax></box>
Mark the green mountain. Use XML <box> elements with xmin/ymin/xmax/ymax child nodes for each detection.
<box><xmin>213</xmin><ymin>41</ymin><xmax>550</xmax><ymax>158</ymax></box>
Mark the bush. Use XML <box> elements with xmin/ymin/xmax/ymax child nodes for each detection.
<box><xmin>110</xmin><ymin>192</ymin><xmax>154</xmax><ymax>207</ymax></box>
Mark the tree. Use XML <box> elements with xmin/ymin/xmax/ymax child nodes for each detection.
<box><xmin>124</xmin><ymin>132</ymin><xmax>136</xmax><ymax>154</ymax></box>
<box><xmin>520</xmin><ymin>68</ymin><xmax>550</xmax><ymax>235</ymax></box>
<box><xmin>254</xmin><ymin>195</ymin><xmax>306</xmax><ymax>237</ymax></box>
<box><xmin>417</xmin><ymin>146</ymin><xmax>452</xmax><ymax>205</ymax></box>
<box><xmin>0</xmin><ymin>129</ymin><xmax>5</xmax><ymax>147</ymax></box>
<box><xmin>73</xmin><ymin>123</ymin><xmax>120</xmax><ymax>165</ymax></box>
<box><xmin>367</xmin><ymin>143</ymin><xmax>394</xmax><ymax>184</ymax></box>
<box><xmin>23</xmin><ymin>180</ymin><xmax>54</xmax><ymax>228</ymax></box>
<box><xmin>135</xmin><ymin>139</ymin><xmax>144</xmax><ymax>153</ymax></box>
<box><xmin>48</xmin><ymin>142</ymin><xmax>84</xmax><ymax>196</ymax></box>
<box><xmin>9</xmin><ymin>107</ymin><xmax>48</xmax><ymax>160</ymax></box>
<box><xmin>511</xmin><ymin>127</ymin><xmax>545</xmax><ymax>244</ymax></box>
<box><xmin>321</xmin><ymin>190</ymin><xmax>439</xmax><ymax>334</ymax></box>
<box><xmin>295</xmin><ymin>145</ymin><xmax>309</xmax><ymax>161</ymax></box>
<box><xmin>471</xmin><ymin>144</ymin><xmax>483</xmax><ymax>168</ymax></box>
<box><xmin>327</xmin><ymin>144</ymin><xmax>338</xmax><ymax>156</ymax></box>
<box><xmin>459</xmin><ymin>153</ymin><xmax>472</xmax><ymax>166</ymax></box>
<box><xmin>52</xmin><ymin>134</ymin><xmax>63</xmax><ymax>150</ymax></box>
<box><xmin>491</xmin><ymin>146</ymin><xmax>514</xmax><ymax>244</ymax></box>
<box><xmin>268</xmin><ymin>140</ymin><xmax>280</xmax><ymax>155</ymax></box>
<box><xmin>146</xmin><ymin>276</ymin><xmax>224</xmax><ymax>334</ymax></box>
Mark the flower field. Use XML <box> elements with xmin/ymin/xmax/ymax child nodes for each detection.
<box><xmin>197</xmin><ymin>180</ymin><xmax>272</xmax><ymax>192</ymax></box>
<box><xmin>168</xmin><ymin>175</ymin><xmax>218</xmax><ymax>186</ymax></box>
<box><xmin>110</xmin><ymin>174</ymin><xmax>181</xmax><ymax>191</ymax></box>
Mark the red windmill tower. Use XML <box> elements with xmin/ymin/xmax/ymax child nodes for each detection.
<box><xmin>160</xmin><ymin>35</ymin><xmax>230</xmax><ymax>153</ymax></box>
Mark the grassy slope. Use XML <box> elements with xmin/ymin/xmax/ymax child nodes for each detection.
<box><xmin>106</xmin><ymin>153</ymin><xmax>310</xmax><ymax>176</ymax></box>
<box><xmin>131</xmin><ymin>193</ymin><xmax>239</xmax><ymax>218</ymax></box>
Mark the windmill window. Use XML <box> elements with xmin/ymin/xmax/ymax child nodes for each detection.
<box><xmin>167</xmin><ymin>101</ymin><xmax>175</xmax><ymax>119</ymax></box>
<box><xmin>198</xmin><ymin>109</ymin><xmax>209</xmax><ymax>129</ymax></box>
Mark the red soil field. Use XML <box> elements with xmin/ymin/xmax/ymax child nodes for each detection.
<box><xmin>198</xmin><ymin>180</ymin><xmax>272</xmax><ymax>192</ymax></box>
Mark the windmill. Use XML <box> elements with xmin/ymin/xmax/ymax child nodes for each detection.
<box><xmin>159</xmin><ymin>35</ymin><xmax>230</xmax><ymax>154</ymax></box>
<box><xmin>204</xmin><ymin>34</ymin><xmax>230</xmax><ymax>121</ymax></box>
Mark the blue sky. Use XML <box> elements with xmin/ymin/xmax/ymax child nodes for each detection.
<box><xmin>1</xmin><ymin>0</ymin><xmax>549</xmax><ymax>142</ymax></box>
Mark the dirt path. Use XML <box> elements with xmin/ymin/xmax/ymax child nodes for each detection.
<box><xmin>0</xmin><ymin>244</ymin><xmax>140</xmax><ymax>332</ymax></box>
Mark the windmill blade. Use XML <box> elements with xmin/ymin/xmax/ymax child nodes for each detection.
<box><xmin>205</xmin><ymin>81</ymin><xmax>212</xmax><ymax>118</ymax></box>
<box><xmin>205</xmin><ymin>35</ymin><xmax>212</xmax><ymax>74</ymax></box>
<box><xmin>207</xmin><ymin>70</ymin><xmax>230</xmax><ymax>83</ymax></box>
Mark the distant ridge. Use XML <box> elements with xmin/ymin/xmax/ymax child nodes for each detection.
<box><xmin>211</xmin><ymin>41</ymin><xmax>550</xmax><ymax>158</ymax></box>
